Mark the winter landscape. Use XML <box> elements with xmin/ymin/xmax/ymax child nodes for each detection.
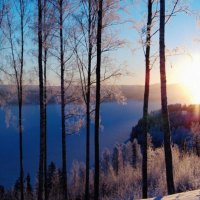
<box><xmin>0</xmin><ymin>0</ymin><xmax>200</xmax><ymax>200</ymax></box>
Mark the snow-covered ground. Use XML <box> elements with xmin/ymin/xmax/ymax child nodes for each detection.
<box><xmin>147</xmin><ymin>189</ymin><xmax>200</xmax><ymax>200</ymax></box>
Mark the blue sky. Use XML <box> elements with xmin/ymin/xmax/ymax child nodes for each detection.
<box><xmin>116</xmin><ymin>0</ymin><xmax>200</xmax><ymax>85</ymax></box>
<box><xmin>9</xmin><ymin>0</ymin><xmax>200</xmax><ymax>86</ymax></box>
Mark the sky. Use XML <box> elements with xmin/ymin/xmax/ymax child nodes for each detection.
<box><xmin>4</xmin><ymin>0</ymin><xmax>200</xmax><ymax>87</ymax></box>
<box><xmin>116</xmin><ymin>0</ymin><xmax>200</xmax><ymax>85</ymax></box>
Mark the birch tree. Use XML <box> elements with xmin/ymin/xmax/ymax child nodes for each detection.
<box><xmin>138</xmin><ymin>0</ymin><xmax>185</xmax><ymax>197</ymax></box>
<box><xmin>94</xmin><ymin>0</ymin><xmax>103</xmax><ymax>199</ymax></box>
<box><xmin>37</xmin><ymin>0</ymin><xmax>45</xmax><ymax>198</ymax></box>
<box><xmin>159</xmin><ymin>0</ymin><xmax>175</xmax><ymax>194</ymax></box>
<box><xmin>2</xmin><ymin>1</ymin><xmax>29</xmax><ymax>199</ymax></box>
<box><xmin>142</xmin><ymin>0</ymin><xmax>152</xmax><ymax>198</ymax></box>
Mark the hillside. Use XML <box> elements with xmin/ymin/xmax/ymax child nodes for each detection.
<box><xmin>131</xmin><ymin>103</ymin><xmax>200</xmax><ymax>148</ymax></box>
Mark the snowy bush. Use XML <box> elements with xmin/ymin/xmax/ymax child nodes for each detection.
<box><xmin>3</xmin><ymin>140</ymin><xmax>200</xmax><ymax>200</ymax></box>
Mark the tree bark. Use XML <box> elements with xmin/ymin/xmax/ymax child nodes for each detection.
<box><xmin>159</xmin><ymin>0</ymin><xmax>175</xmax><ymax>195</ymax></box>
<box><xmin>38</xmin><ymin>0</ymin><xmax>45</xmax><ymax>198</ymax></box>
<box><xmin>44</xmin><ymin>44</ymin><xmax>47</xmax><ymax>200</ymax></box>
<box><xmin>142</xmin><ymin>0</ymin><xmax>152</xmax><ymax>198</ymax></box>
<box><xmin>43</xmin><ymin>0</ymin><xmax>47</xmax><ymax>199</ymax></box>
<box><xmin>59</xmin><ymin>0</ymin><xmax>68</xmax><ymax>199</ymax></box>
<box><xmin>19</xmin><ymin>95</ymin><xmax>24</xmax><ymax>200</ymax></box>
<box><xmin>94</xmin><ymin>0</ymin><xmax>103</xmax><ymax>199</ymax></box>
<box><xmin>85</xmin><ymin>0</ymin><xmax>92</xmax><ymax>199</ymax></box>
<box><xmin>6</xmin><ymin>2</ymin><xmax>25</xmax><ymax>199</ymax></box>
<box><xmin>19</xmin><ymin>1</ymin><xmax>24</xmax><ymax>200</ymax></box>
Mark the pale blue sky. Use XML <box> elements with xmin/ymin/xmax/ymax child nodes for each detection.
<box><xmin>15</xmin><ymin>0</ymin><xmax>200</xmax><ymax>86</ymax></box>
<box><xmin>116</xmin><ymin>0</ymin><xmax>200</xmax><ymax>85</ymax></box>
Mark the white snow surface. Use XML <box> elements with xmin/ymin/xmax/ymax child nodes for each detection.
<box><xmin>146</xmin><ymin>189</ymin><xmax>200</xmax><ymax>200</ymax></box>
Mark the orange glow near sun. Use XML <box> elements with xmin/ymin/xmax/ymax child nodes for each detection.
<box><xmin>179</xmin><ymin>54</ymin><xmax>200</xmax><ymax>104</ymax></box>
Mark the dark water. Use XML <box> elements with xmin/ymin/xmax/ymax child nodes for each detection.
<box><xmin>0</xmin><ymin>100</ymin><xmax>160</xmax><ymax>188</ymax></box>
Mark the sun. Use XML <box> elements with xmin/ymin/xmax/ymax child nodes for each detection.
<box><xmin>180</xmin><ymin>54</ymin><xmax>200</xmax><ymax>104</ymax></box>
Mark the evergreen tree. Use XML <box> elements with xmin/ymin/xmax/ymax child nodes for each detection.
<box><xmin>112</xmin><ymin>144</ymin><xmax>123</xmax><ymax>175</ymax></box>
<box><xmin>14</xmin><ymin>178</ymin><xmax>21</xmax><ymax>200</ymax></box>
<box><xmin>49</xmin><ymin>170</ymin><xmax>63</xmax><ymax>200</ymax></box>
<box><xmin>47</xmin><ymin>162</ymin><xmax>56</xmax><ymax>196</ymax></box>
<box><xmin>25</xmin><ymin>174</ymin><xmax>33</xmax><ymax>200</ymax></box>
<box><xmin>0</xmin><ymin>185</ymin><xmax>4</xmax><ymax>200</ymax></box>
<box><xmin>101</xmin><ymin>148</ymin><xmax>111</xmax><ymax>175</ymax></box>
<box><xmin>123</xmin><ymin>142</ymin><xmax>133</xmax><ymax>166</ymax></box>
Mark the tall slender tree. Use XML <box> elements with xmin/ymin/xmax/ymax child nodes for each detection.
<box><xmin>59</xmin><ymin>0</ymin><xmax>68</xmax><ymax>199</ymax></box>
<box><xmin>94</xmin><ymin>0</ymin><xmax>103</xmax><ymax>199</ymax></box>
<box><xmin>4</xmin><ymin>1</ymin><xmax>26</xmax><ymax>199</ymax></box>
<box><xmin>73</xmin><ymin>1</ymin><xmax>122</xmax><ymax>198</ymax></box>
<box><xmin>85</xmin><ymin>0</ymin><xmax>93</xmax><ymax>198</ymax></box>
<box><xmin>142</xmin><ymin>0</ymin><xmax>152</xmax><ymax>198</ymax></box>
<box><xmin>140</xmin><ymin>0</ymin><xmax>182</xmax><ymax>196</ymax></box>
<box><xmin>159</xmin><ymin>0</ymin><xmax>175</xmax><ymax>195</ymax></box>
<box><xmin>19</xmin><ymin>1</ymin><xmax>25</xmax><ymax>199</ymax></box>
<box><xmin>37</xmin><ymin>0</ymin><xmax>45</xmax><ymax>199</ymax></box>
<box><xmin>43</xmin><ymin>0</ymin><xmax>48</xmax><ymax>199</ymax></box>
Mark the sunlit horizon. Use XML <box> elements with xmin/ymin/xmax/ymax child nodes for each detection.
<box><xmin>177</xmin><ymin>54</ymin><xmax>200</xmax><ymax>104</ymax></box>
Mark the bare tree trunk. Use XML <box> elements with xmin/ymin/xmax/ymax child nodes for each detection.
<box><xmin>38</xmin><ymin>0</ymin><xmax>45</xmax><ymax>198</ymax></box>
<box><xmin>19</xmin><ymin>95</ymin><xmax>24</xmax><ymax>200</ymax></box>
<box><xmin>19</xmin><ymin>1</ymin><xmax>25</xmax><ymax>199</ymax></box>
<box><xmin>94</xmin><ymin>0</ymin><xmax>103</xmax><ymax>199</ymax></box>
<box><xmin>142</xmin><ymin>0</ymin><xmax>152</xmax><ymax>198</ymax></box>
<box><xmin>85</xmin><ymin>0</ymin><xmax>92</xmax><ymax>199</ymax></box>
<box><xmin>6</xmin><ymin>1</ymin><xmax>25</xmax><ymax>198</ymax></box>
<box><xmin>159</xmin><ymin>0</ymin><xmax>175</xmax><ymax>195</ymax></box>
<box><xmin>59</xmin><ymin>0</ymin><xmax>68</xmax><ymax>199</ymax></box>
<box><xmin>43</xmin><ymin>0</ymin><xmax>47</xmax><ymax>199</ymax></box>
<box><xmin>44</xmin><ymin>44</ymin><xmax>47</xmax><ymax>200</ymax></box>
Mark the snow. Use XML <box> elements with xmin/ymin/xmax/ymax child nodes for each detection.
<box><xmin>147</xmin><ymin>189</ymin><xmax>200</xmax><ymax>200</ymax></box>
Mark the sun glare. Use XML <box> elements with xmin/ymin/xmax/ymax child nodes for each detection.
<box><xmin>180</xmin><ymin>54</ymin><xmax>200</xmax><ymax>104</ymax></box>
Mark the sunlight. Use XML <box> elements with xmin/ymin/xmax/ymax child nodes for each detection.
<box><xmin>180</xmin><ymin>54</ymin><xmax>200</xmax><ymax>104</ymax></box>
